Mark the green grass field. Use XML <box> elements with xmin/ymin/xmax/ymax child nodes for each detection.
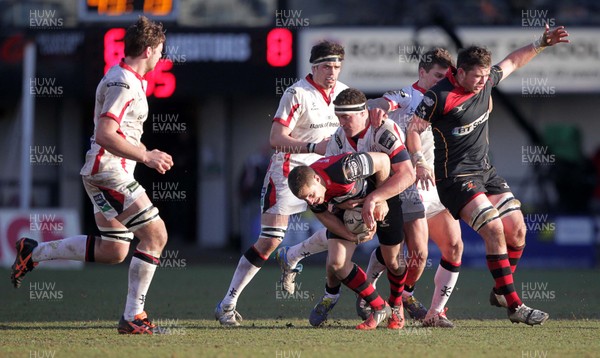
<box><xmin>1</xmin><ymin>261</ymin><xmax>599</xmax><ymax>357</ymax></box>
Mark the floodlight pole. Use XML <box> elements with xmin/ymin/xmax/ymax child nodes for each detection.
<box><xmin>20</xmin><ymin>41</ymin><xmax>36</xmax><ymax>210</ymax></box>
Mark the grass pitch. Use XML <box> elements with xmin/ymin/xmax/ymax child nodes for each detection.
<box><xmin>1</xmin><ymin>259</ymin><xmax>599</xmax><ymax>357</ymax></box>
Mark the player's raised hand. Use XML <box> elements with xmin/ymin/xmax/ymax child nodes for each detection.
<box><xmin>314</xmin><ymin>137</ymin><xmax>331</xmax><ymax>155</ymax></box>
<box><xmin>144</xmin><ymin>149</ymin><xmax>173</xmax><ymax>174</ymax></box>
<box><xmin>542</xmin><ymin>24</ymin><xmax>569</xmax><ymax>47</ymax></box>
<box><xmin>368</xmin><ymin>107</ymin><xmax>387</xmax><ymax>129</ymax></box>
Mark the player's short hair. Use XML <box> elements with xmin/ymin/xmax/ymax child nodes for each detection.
<box><xmin>457</xmin><ymin>46</ymin><xmax>492</xmax><ymax>72</ymax></box>
<box><xmin>124</xmin><ymin>16</ymin><xmax>166</xmax><ymax>57</ymax></box>
<box><xmin>309</xmin><ymin>41</ymin><xmax>345</xmax><ymax>64</ymax></box>
<box><xmin>419</xmin><ymin>47</ymin><xmax>454</xmax><ymax>72</ymax></box>
<box><xmin>288</xmin><ymin>166</ymin><xmax>316</xmax><ymax>198</ymax></box>
<box><xmin>333</xmin><ymin>88</ymin><xmax>367</xmax><ymax>107</ymax></box>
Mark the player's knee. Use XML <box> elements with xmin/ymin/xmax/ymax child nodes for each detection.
<box><xmin>442</xmin><ymin>239</ymin><xmax>464</xmax><ymax>261</ymax></box>
<box><xmin>98</xmin><ymin>241</ymin><xmax>130</xmax><ymax>264</ymax></box>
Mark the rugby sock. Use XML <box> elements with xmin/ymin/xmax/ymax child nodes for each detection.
<box><xmin>365</xmin><ymin>246</ymin><xmax>386</xmax><ymax>287</ymax></box>
<box><xmin>284</xmin><ymin>228</ymin><xmax>327</xmax><ymax>268</ymax></box>
<box><xmin>124</xmin><ymin>249</ymin><xmax>159</xmax><ymax>321</ymax></box>
<box><xmin>342</xmin><ymin>263</ymin><xmax>386</xmax><ymax>310</ymax></box>
<box><xmin>221</xmin><ymin>246</ymin><xmax>266</xmax><ymax>307</ymax></box>
<box><xmin>387</xmin><ymin>269</ymin><xmax>407</xmax><ymax>308</ymax></box>
<box><xmin>429</xmin><ymin>257</ymin><xmax>461</xmax><ymax>314</ymax></box>
<box><xmin>402</xmin><ymin>284</ymin><xmax>415</xmax><ymax>299</ymax></box>
<box><xmin>324</xmin><ymin>283</ymin><xmax>341</xmax><ymax>300</ymax></box>
<box><xmin>486</xmin><ymin>254</ymin><xmax>522</xmax><ymax>310</ymax></box>
<box><xmin>507</xmin><ymin>245</ymin><xmax>524</xmax><ymax>273</ymax></box>
<box><xmin>31</xmin><ymin>235</ymin><xmax>92</xmax><ymax>262</ymax></box>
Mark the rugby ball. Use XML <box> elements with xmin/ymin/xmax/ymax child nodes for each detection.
<box><xmin>343</xmin><ymin>206</ymin><xmax>369</xmax><ymax>234</ymax></box>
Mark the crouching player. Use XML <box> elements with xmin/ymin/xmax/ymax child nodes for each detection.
<box><xmin>289</xmin><ymin>120</ymin><xmax>415</xmax><ymax>329</ymax></box>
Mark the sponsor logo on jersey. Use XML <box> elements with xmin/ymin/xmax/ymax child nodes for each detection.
<box><xmin>107</xmin><ymin>82</ymin><xmax>130</xmax><ymax>89</ymax></box>
<box><xmin>451</xmin><ymin>111</ymin><xmax>489</xmax><ymax>136</ymax></box>
<box><xmin>461</xmin><ymin>180</ymin><xmax>476</xmax><ymax>192</ymax></box>
<box><xmin>285</xmin><ymin>87</ymin><xmax>296</xmax><ymax>95</ymax></box>
<box><xmin>93</xmin><ymin>194</ymin><xmax>112</xmax><ymax>212</ymax></box>
<box><xmin>335</xmin><ymin>134</ymin><xmax>343</xmax><ymax>149</ymax></box>
<box><xmin>126</xmin><ymin>181</ymin><xmax>140</xmax><ymax>193</ymax></box>
<box><xmin>378</xmin><ymin>129</ymin><xmax>397</xmax><ymax>150</ymax></box>
<box><xmin>423</xmin><ymin>96</ymin><xmax>434</xmax><ymax>107</ymax></box>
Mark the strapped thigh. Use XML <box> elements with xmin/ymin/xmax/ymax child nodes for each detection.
<box><xmin>494</xmin><ymin>193</ymin><xmax>521</xmax><ymax>218</ymax></box>
<box><xmin>469</xmin><ymin>202</ymin><xmax>500</xmax><ymax>232</ymax></box>
<box><xmin>121</xmin><ymin>205</ymin><xmax>161</xmax><ymax>232</ymax></box>
<box><xmin>97</xmin><ymin>226</ymin><xmax>134</xmax><ymax>243</ymax></box>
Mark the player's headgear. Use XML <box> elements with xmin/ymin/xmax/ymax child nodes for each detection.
<box><xmin>309</xmin><ymin>41</ymin><xmax>344</xmax><ymax>64</ymax></box>
<box><xmin>334</xmin><ymin>88</ymin><xmax>367</xmax><ymax>114</ymax></box>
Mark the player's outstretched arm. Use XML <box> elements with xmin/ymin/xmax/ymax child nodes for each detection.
<box><xmin>95</xmin><ymin>117</ymin><xmax>173</xmax><ymax>174</ymax></box>
<box><xmin>497</xmin><ymin>24</ymin><xmax>569</xmax><ymax>80</ymax></box>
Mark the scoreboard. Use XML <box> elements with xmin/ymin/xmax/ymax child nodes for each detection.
<box><xmin>0</xmin><ymin>27</ymin><xmax>296</xmax><ymax>99</ymax></box>
<box><xmin>79</xmin><ymin>0</ymin><xmax>178</xmax><ymax>22</ymax></box>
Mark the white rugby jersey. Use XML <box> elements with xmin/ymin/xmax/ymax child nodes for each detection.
<box><xmin>272</xmin><ymin>74</ymin><xmax>348</xmax><ymax>168</ymax></box>
<box><xmin>384</xmin><ymin>82</ymin><xmax>434</xmax><ymax>166</ymax></box>
<box><xmin>326</xmin><ymin>119</ymin><xmax>407</xmax><ymax>169</ymax></box>
<box><xmin>81</xmin><ymin>61</ymin><xmax>149</xmax><ymax>176</ymax></box>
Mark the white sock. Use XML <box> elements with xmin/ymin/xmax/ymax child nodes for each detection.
<box><xmin>221</xmin><ymin>255</ymin><xmax>261</xmax><ymax>307</ymax></box>
<box><xmin>285</xmin><ymin>228</ymin><xmax>328</xmax><ymax>268</ymax></box>
<box><xmin>32</xmin><ymin>235</ymin><xmax>88</xmax><ymax>262</ymax></box>
<box><xmin>402</xmin><ymin>289</ymin><xmax>414</xmax><ymax>299</ymax></box>
<box><xmin>123</xmin><ymin>250</ymin><xmax>158</xmax><ymax>321</ymax></box>
<box><xmin>429</xmin><ymin>261</ymin><xmax>460</xmax><ymax>315</ymax></box>
<box><xmin>365</xmin><ymin>248</ymin><xmax>386</xmax><ymax>288</ymax></box>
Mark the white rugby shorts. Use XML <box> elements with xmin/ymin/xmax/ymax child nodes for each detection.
<box><xmin>82</xmin><ymin>171</ymin><xmax>146</xmax><ymax>220</ymax></box>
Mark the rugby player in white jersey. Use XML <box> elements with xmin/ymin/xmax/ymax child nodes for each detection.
<box><xmin>10</xmin><ymin>16</ymin><xmax>173</xmax><ymax>334</ymax></box>
<box><xmin>214</xmin><ymin>41</ymin><xmax>349</xmax><ymax>326</ymax></box>
<box><xmin>365</xmin><ymin>48</ymin><xmax>464</xmax><ymax>327</ymax></box>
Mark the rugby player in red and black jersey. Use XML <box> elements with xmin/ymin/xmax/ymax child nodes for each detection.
<box><xmin>406</xmin><ymin>24</ymin><xmax>569</xmax><ymax>325</ymax></box>
<box><xmin>288</xmin><ymin>148</ymin><xmax>415</xmax><ymax>330</ymax></box>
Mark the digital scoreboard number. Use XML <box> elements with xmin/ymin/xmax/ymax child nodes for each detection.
<box><xmin>79</xmin><ymin>0</ymin><xmax>178</xmax><ymax>22</ymax></box>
